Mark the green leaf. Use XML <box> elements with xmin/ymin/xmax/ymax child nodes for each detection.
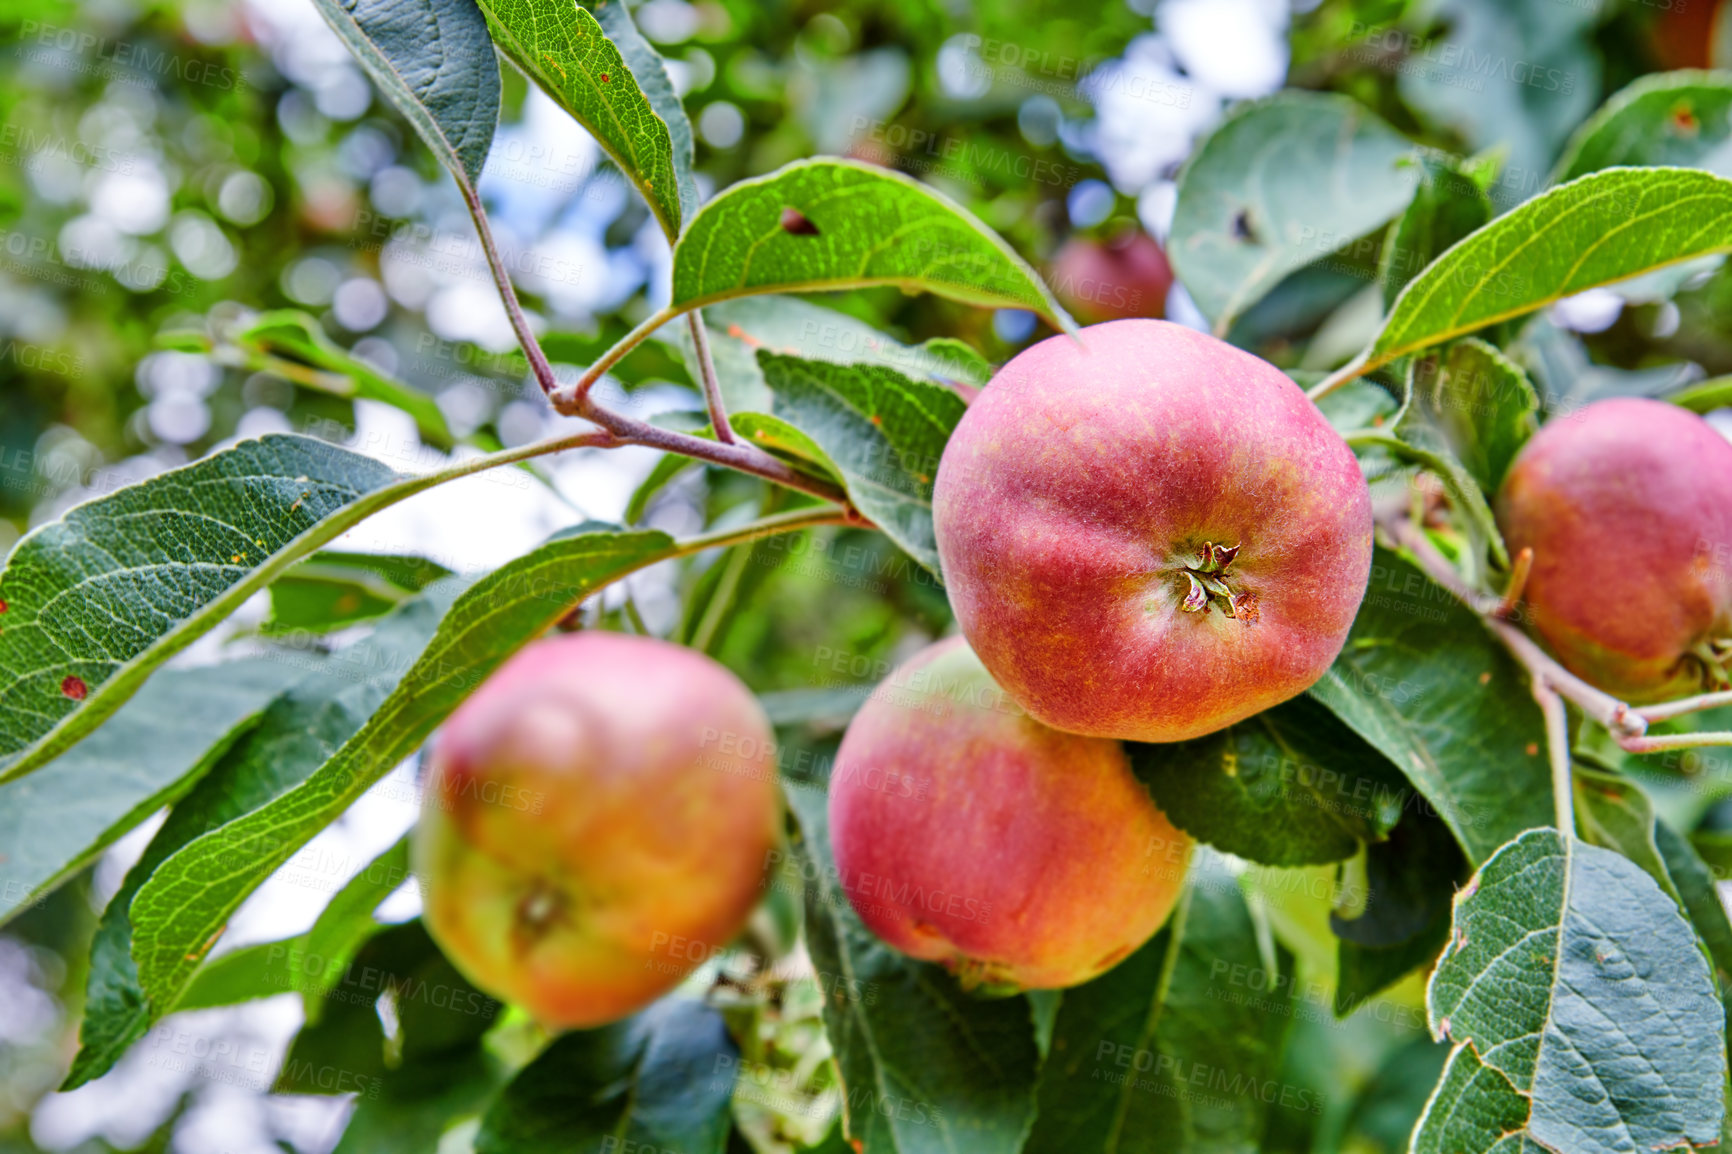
<box><xmin>1416</xmin><ymin>829</ymin><xmax>1727</xmax><ymax>1154</ymax></box>
<box><xmin>785</xmin><ymin>779</ymin><xmax>1042</xmax><ymax>1154</ymax></box>
<box><xmin>297</xmin><ymin>833</ymin><xmax>414</xmax><ymax>1018</ymax></box>
<box><xmin>474</xmin><ymin>999</ymin><xmax>736</xmax><ymax>1154</ymax></box>
<box><xmin>1346</xmin><ymin>167</ymin><xmax>1732</xmax><ymax>382</ymax></box>
<box><xmin>1406</xmin><ymin>339</ymin><xmax>1539</xmax><ymax>498</ymax></box>
<box><xmin>0</xmin><ymin>435</ymin><xmax>424</xmax><ymax>782</ymax></box>
<box><xmin>1169</xmin><ymin>91</ymin><xmax>1420</xmax><ymax>333</ymax></box>
<box><xmin>263</xmin><ymin>550</ymin><xmax>453</xmax><ymax>636</ymax></box>
<box><xmin>1314</xmin><ymin>377</ymin><xmax>1399</xmax><ymax>434</ymax></box>
<box><xmin>1655</xmin><ymin>820</ymin><xmax>1732</xmax><ymax>1051</ymax></box>
<box><xmin>0</xmin><ymin>658</ymin><xmax>301</xmax><ymax>926</ymax></box>
<box><xmin>1572</xmin><ymin>765</ymin><xmax>1682</xmax><ymax>903</ymax></box>
<box><xmin>623</xmin><ymin>452</ymin><xmax>700</xmax><ymax>525</ymax></box>
<box><xmin>1554</xmin><ymin>71</ymin><xmax>1732</xmax><ymax>183</ymax></box>
<box><xmin>174</xmin><ymin>940</ymin><xmax>289</xmax><ymax>1013</ymax></box>
<box><xmin>1348</xmin><ymin>345</ymin><xmax>1534</xmax><ymax>578</ymax></box>
<box><xmin>1380</xmin><ymin>158</ymin><xmax>1494</xmax><ymax>310</ymax></box>
<box><xmin>1308</xmin><ymin>548</ymin><xmax>1552</xmax><ymax>864</ymax></box>
<box><xmin>311</xmin><ymin>0</ymin><xmax>500</xmax><ymax>186</ymax></box>
<box><xmin>278</xmin><ymin>920</ymin><xmax>500</xmax><ymax>1098</ymax></box>
<box><xmin>757</xmin><ymin>685</ymin><xmax>874</xmax><ymax>730</ymax></box>
<box><xmin>1024</xmin><ymin>857</ymin><xmax>1306</xmax><ymax>1152</ymax></box>
<box><xmin>1333</xmin><ymin>812</ymin><xmax>1466</xmax><ymax>1017</ymax></box>
<box><xmin>669</xmin><ymin>158</ymin><xmax>1071</xmax><ymax>328</ymax></box>
<box><xmin>1394</xmin><ymin>3</ymin><xmax>1597</xmax><ymax>211</ymax></box>
<box><xmin>223</xmin><ymin>310</ymin><xmax>455</xmax><ymax>450</ymax></box>
<box><xmin>1127</xmin><ymin>695</ymin><xmax>1410</xmax><ymax>867</ymax></box>
<box><xmin>754</xmin><ymin>352</ymin><xmax>965</xmax><ymax>575</ymax></box>
<box><xmin>1344</xmin><ymin>421</ymin><xmax>1507</xmax><ymax>577</ymax></box>
<box><xmin>337</xmin><ymin>1048</ymin><xmax>505</xmax><ymax>1154</ymax></box>
<box><xmin>476</xmin><ymin>0</ymin><xmax>685</xmax><ymax>237</ymax></box>
<box><xmin>582</xmin><ymin>0</ymin><xmax>697</xmax><ymax>229</ymax></box>
<box><xmin>65</xmin><ymin>596</ymin><xmax>449</xmax><ymax>1089</ymax></box>
<box><xmin>180</xmin><ymin>835</ymin><xmax>415</xmax><ymax>1017</ymax></box>
<box><xmin>127</xmin><ymin>527</ymin><xmax>676</xmax><ymax>1017</ymax></box>
<box><xmin>337</xmin><ymin>1046</ymin><xmax>506</xmax><ymax>1153</ymax></box>
<box><xmin>1410</xmin><ymin>1043</ymin><xmax>1531</xmax><ymax>1154</ymax></box>
<box><xmin>664</xmin><ymin>297</ymin><xmax>992</xmax><ymax>414</ymax></box>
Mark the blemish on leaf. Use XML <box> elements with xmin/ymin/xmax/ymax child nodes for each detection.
<box><xmin>1672</xmin><ymin>101</ymin><xmax>1700</xmax><ymax>134</ymax></box>
<box><xmin>869</xmin><ymin>414</ymin><xmax>883</xmax><ymax>426</ymax></box>
<box><xmin>60</xmin><ymin>675</ymin><xmax>87</xmax><ymax>701</ymax></box>
<box><xmin>780</xmin><ymin>206</ymin><xmax>820</xmax><ymax>236</ymax></box>
<box><xmin>0</xmin><ymin>599</ymin><xmax>8</xmax><ymax>613</ymax></box>
<box><xmin>1525</xmin><ymin>742</ymin><xmax>1539</xmax><ymax>756</ymax></box>
<box><xmin>1478</xmin><ymin>671</ymin><xmax>1491</xmax><ymax>685</ymax></box>
<box><xmin>600</xmin><ymin>72</ymin><xmax>610</xmax><ymax>83</ymax></box>
<box><xmin>1231</xmin><ymin>208</ymin><xmax>1257</xmax><ymax>242</ymax></box>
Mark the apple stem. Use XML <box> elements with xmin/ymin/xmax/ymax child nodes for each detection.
<box><xmin>686</xmin><ymin>310</ymin><xmax>738</xmax><ymax>445</ymax></box>
<box><xmin>1637</xmin><ymin>688</ymin><xmax>1732</xmax><ymax>723</ymax></box>
<box><xmin>1531</xmin><ymin>679</ymin><xmax>1576</xmax><ymax>837</ymax></box>
<box><xmin>1387</xmin><ymin>512</ymin><xmax>1732</xmax><ymax>764</ymax></box>
<box><xmin>1492</xmin><ymin>547</ymin><xmax>1533</xmax><ymax>619</ymax></box>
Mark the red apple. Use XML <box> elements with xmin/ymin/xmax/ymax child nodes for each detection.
<box><xmin>932</xmin><ymin>318</ymin><xmax>1373</xmax><ymax>742</ymax></box>
<box><xmin>1496</xmin><ymin>397</ymin><xmax>1732</xmax><ymax>702</ymax></box>
<box><xmin>1049</xmin><ymin>231</ymin><xmax>1174</xmax><ymax>325</ymax></box>
<box><xmin>827</xmin><ymin>636</ymin><xmax>1192</xmax><ymax>991</ymax></box>
<box><xmin>413</xmin><ymin>632</ymin><xmax>782</xmax><ymax>1028</ymax></box>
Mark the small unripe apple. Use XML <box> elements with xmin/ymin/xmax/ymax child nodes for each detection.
<box><xmin>827</xmin><ymin>637</ymin><xmax>1192</xmax><ymax>991</ymax></box>
<box><xmin>933</xmin><ymin>318</ymin><xmax>1373</xmax><ymax>743</ymax></box>
<box><xmin>1496</xmin><ymin>397</ymin><xmax>1732</xmax><ymax>702</ymax></box>
<box><xmin>1049</xmin><ymin>231</ymin><xmax>1174</xmax><ymax>324</ymax></box>
<box><xmin>413</xmin><ymin>632</ymin><xmax>781</xmax><ymax>1029</ymax></box>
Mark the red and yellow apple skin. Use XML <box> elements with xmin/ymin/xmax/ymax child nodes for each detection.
<box><xmin>413</xmin><ymin>632</ymin><xmax>781</xmax><ymax>1029</ymax></box>
<box><xmin>1496</xmin><ymin>397</ymin><xmax>1732</xmax><ymax>703</ymax></box>
<box><xmin>827</xmin><ymin>637</ymin><xmax>1192</xmax><ymax>991</ymax></box>
<box><xmin>932</xmin><ymin>319</ymin><xmax>1373</xmax><ymax>743</ymax></box>
<box><xmin>1049</xmin><ymin>231</ymin><xmax>1174</xmax><ymax>324</ymax></box>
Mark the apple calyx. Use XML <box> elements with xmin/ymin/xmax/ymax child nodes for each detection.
<box><xmin>513</xmin><ymin>879</ymin><xmax>567</xmax><ymax>946</ymax></box>
<box><xmin>949</xmin><ymin>955</ymin><xmax>1025</xmax><ymax>998</ymax></box>
<box><xmin>1688</xmin><ymin>636</ymin><xmax>1732</xmax><ymax>690</ymax></box>
<box><xmin>1177</xmin><ymin>541</ymin><xmax>1259</xmax><ymax>623</ymax></box>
